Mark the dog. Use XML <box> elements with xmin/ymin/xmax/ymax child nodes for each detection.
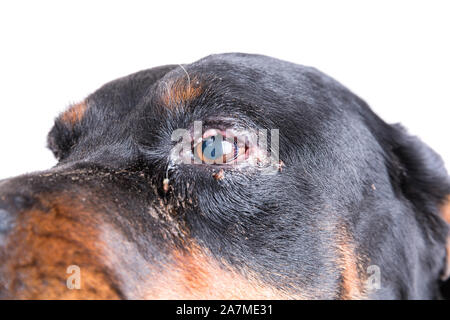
<box><xmin>0</xmin><ymin>53</ymin><xmax>449</xmax><ymax>299</ymax></box>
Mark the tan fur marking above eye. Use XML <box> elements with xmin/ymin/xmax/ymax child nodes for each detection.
<box><xmin>162</xmin><ymin>77</ymin><xmax>202</xmax><ymax>107</ymax></box>
<box><xmin>61</xmin><ymin>101</ymin><xmax>87</xmax><ymax>125</ymax></box>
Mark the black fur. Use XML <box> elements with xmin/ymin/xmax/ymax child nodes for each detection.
<box><xmin>2</xmin><ymin>53</ymin><xmax>450</xmax><ymax>299</ymax></box>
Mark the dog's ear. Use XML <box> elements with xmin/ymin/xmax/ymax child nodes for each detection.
<box><xmin>387</xmin><ymin>126</ymin><xmax>450</xmax><ymax>298</ymax></box>
<box><xmin>361</xmin><ymin>106</ymin><xmax>450</xmax><ymax>286</ymax></box>
<box><xmin>48</xmin><ymin>65</ymin><xmax>177</xmax><ymax>161</ymax></box>
<box><xmin>388</xmin><ymin>125</ymin><xmax>450</xmax><ymax>280</ymax></box>
<box><xmin>382</xmin><ymin>123</ymin><xmax>450</xmax><ymax>221</ymax></box>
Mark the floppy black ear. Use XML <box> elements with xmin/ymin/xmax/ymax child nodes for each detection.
<box><xmin>361</xmin><ymin>106</ymin><xmax>450</xmax><ymax>295</ymax></box>
<box><xmin>359</xmin><ymin>103</ymin><xmax>450</xmax><ymax>217</ymax></box>
<box><xmin>48</xmin><ymin>65</ymin><xmax>177</xmax><ymax>161</ymax></box>
<box><xmin>389</xmin><ymin>126</ymin><xmax>450</xmax><ymax>298</ymax></box>
<box><xmin>382</xmin><ymin>123</ymin><xmax>450</xmax><ymax>217</ymax></box>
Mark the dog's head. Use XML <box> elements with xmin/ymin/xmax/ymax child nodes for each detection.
<box><xmin>1</xmin><ymin>53</ymin><xmax>449</xmax><ymax>299</ymax></box>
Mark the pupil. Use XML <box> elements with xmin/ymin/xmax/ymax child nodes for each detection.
<box><xmin>202</xmin><ymin>135</ymin><xmax>223</xmax><ymax>160</ymax></box>
<box><xmin>198</xmin><ymin>134</ymin><xmax>240</xmax><ymax>163</ymax></box>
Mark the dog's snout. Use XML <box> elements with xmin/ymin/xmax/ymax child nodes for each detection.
<box><xmin>0</xmin><ymin>172</ymin><xmax>131</xmax><ymax>299</ymax></box>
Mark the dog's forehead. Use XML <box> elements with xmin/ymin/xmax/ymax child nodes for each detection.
<box><xmin>51</xmin><ymin>54</ymin><xmax>367</xmax><ymax>166</ymax></box>
<box><xmin>59</xmin><ymin>54</ymin><xmax>357</xmax><ymax>130</ymax></box>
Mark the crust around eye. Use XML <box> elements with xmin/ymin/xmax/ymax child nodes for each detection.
<box><xmin>169</xmin><ymin>126</ymin><xmax>277</xmax><ymax>170</ymax></box>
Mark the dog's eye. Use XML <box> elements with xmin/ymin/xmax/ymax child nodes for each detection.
<box><xmin>193</xmin><ymin>131</ymin><xmax>247</xmax><ymax>165</ymax></box>
<box><xmin>170</xmin><ymin>127</ymin><xmax>278</xmax><ymax>170</ymax></box>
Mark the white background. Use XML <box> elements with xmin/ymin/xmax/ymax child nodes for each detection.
<box><xmin>0</xmin><ymin>1</ymin><xmax>449</xmax><ymax>180</ymax></box>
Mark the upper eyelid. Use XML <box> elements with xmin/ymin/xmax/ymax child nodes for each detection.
<box><xmin>184</xmin><ymin>118</ymin><xmax>257</xmax><ymax>138</ymax></box>
<box><xmin>199</xmin><ymin>115</ymin><xmax>253</xmax><ymax>128</ymax></box>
